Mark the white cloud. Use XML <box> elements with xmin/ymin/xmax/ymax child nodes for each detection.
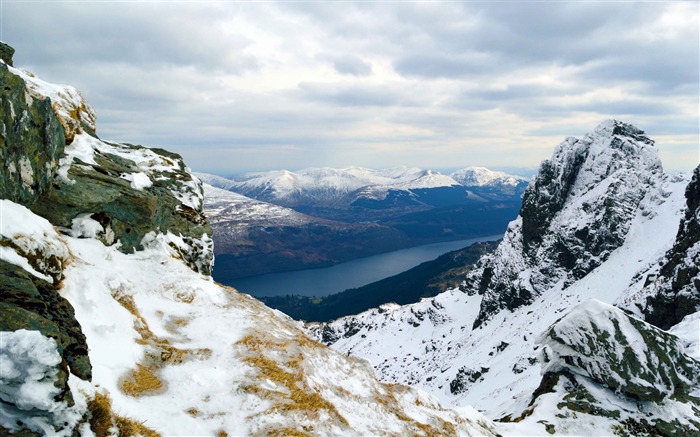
<box><xmin>3</xmin><ymin>1</ymin><xmax>698</xmax><ymax>174</ymax></box>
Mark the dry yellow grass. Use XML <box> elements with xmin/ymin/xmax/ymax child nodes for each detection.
<box><xmin>236</xmin><ymin>333</ymin><xmax>350</xmax><ymax>429</ymax></box>
<box><xmin>185</xmin><ymin>408</ymin><xmax>200</xmax><ymax>417</ymax></box>
<box><xmin>88</xmin><ymin>391</ymin><xmax>161</xmax><ymax>437</ymax></box>
<box><xmin>112</xmin><ymin>291</ymin><xmax>211</xmax><ymax>398</ymax></box>
<box><xmin>268</xmin><ymin>428</ymin><xmax>312</xmax><ymax>437</ymax></box>
<box><xmin>118</xmin><ymin>364</ymin><xmax>165</xmax><ymax>397</ymax></box>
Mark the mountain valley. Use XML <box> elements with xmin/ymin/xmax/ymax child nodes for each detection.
<box><xmin>199</xmin><ymin>167</ymin><xmax>526</xmax><ymax>280</ymax></box>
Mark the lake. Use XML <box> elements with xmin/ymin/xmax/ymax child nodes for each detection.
<box><xmin>227</xmin><ymin>234</ymin><xmax>502</xmax><ymax>298</ymax></box>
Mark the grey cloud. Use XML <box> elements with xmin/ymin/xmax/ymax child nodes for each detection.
<box><xmin>394</xmin><ymin>52</ymin><xmax>497</xmax><ymax>79</ymax></box>
<box><xmin>297</xmin><ymin>82</ymin><xmax>424</xmax><ymax>107</ymax></box>
<box><xmin>2</xmin><ymin>1</ymin><xmax>696</xmax><ymax>173</ymax></box>
<box><xmin>323</xmin><ymin>55</ymin><xmax>373</xmax><ymax>76</ymax></box>
<box><xmin>5</xmin><ymin>2</ymin><xmax>259</xmax><ymax>74</ymax></box>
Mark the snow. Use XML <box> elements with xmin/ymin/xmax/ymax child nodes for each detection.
<box><xmin>450</xmin><ymin>167</ymin><xmax>527</xmax><ymax>187</ymax></box>
<box><xmin>0</xmin><ymin>199</ymin><xmax>69</xmax><ymax>283</ymax></box>
<box><xmin>69</xmin><ymin>213</ymin><xmax>104</xmax><ymax>239</ymax></box>
<box><xmin>0</xmin><ymin>330</ymin><xmax>87</xmax><ymax>436</ymax></box>
<box><xmin>670</xmin><ymin>312</ymin><xmax>700</xmax><ymax>359</ymax></box>
<box><xmin>0</xmin><ymin>330</ymin><xmax>62</xmax><ymax>411</ymax></box>
<box><xmin>48</xmin><ymin>211</ymin><xmax>493</xmax><ymax>435</ymax></box>
<box><xmin>120</xmin><ymin>171</ymin><xmax>153</xmax><ymax>190</ymax></box>
<box><xmin>202</xmin><ymin>183</ymin><xmax>312</xmax><ymax>227</ymax></box>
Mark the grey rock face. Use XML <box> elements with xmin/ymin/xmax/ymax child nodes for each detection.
<box><xmin>0</xmin><ymin>41</ymin><xmax>14</xmax><ymax>65</ymax></box>
<box><xmin>0</xmin><ymin>260</ymin><xmax>92</xmax><ymax>383</ymax></box>
<box><xmin>0</xmin><ymin>62</ymin><xmax>66</xmax><ymax>205</ymax></box>
<box><xmin>469</xmin><ymin>120</ymin><xmax>663</xmax><ymax>328</ymax></box>
<box><xmin>528</xmin><ymin>299</ymin><xmax>700</xmax><ymax>435</ymax></box>
<box><xmin>641</xmin><ymin>165</ymin><xmax>700</xmax><ymax>329</ymax></box>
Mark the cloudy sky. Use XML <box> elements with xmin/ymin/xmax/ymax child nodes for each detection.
<box><xmin>3</xmin><ymin>1</ymin><xmax>698</xmax><ymax>175</ymax></box>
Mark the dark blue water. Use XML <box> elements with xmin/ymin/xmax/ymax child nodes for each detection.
<box><xmin>230</xmin><ymin>234</ymin><xmax>502</xmax><ymax>297</ymax></box>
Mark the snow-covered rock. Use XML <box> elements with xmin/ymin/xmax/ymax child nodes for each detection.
<box><xmin>538</xmin><ymin>299</ymin><xmax>699</xmax><ymax>403</ymax></box>
<box><xmin>622</xmin><ymin>165</ymin><xmax>700</xmax><ymax>329</ymax></box>
<box><xmin>470</xmin><ymin>120</ymin><xmax>665</xmax><ymax>327</ymax></box>
<box><xmin>509</xmin><ymin>299</ymin><xmax>700</xmax><ymax>435</ymax></box>
<box><xmin>0</xmin><ymin>330</ymin><xmax>88</xmax><ymax>436</ymax></box>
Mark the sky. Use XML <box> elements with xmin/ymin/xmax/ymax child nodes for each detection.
<box><xmin>2</xmin><ymin>1</ymin><xmax>698</xmax><ymax>176</ymax></box>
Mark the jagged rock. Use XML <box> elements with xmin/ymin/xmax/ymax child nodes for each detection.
<box><xmin>0</xmin><ymin>61</ymin><xmax>65</xmax><ymax>205</ymax></box>
<box><xmin>30</xmin><ymin>137</ymin><xmax>214</xmax><ymax>274</ymax></box>
<box><xmin>470</xmin><ymin>120</ymin><xmax>663</xmax><ymax>328</ymax></box>
<box><xmin>538</xmin><ymin>299</ymin><xmax>700</xmax><ymax>403</ymax></box>
<box><xmin>0</xmin><ymin>41</ymin><xmax>14</xmax><ymax>66</ymax></box>
<box><xmin>523</xmin><ymin>300</ymin><xmax>700</xmax><ymax>435</ymax></box>
<box><xmin>641</xmin><ymin>165</ymin><xmax>700</xmax><ymax>329</ymax></box>
<box><xmin>0</xmin><ymin>50</ymin><xmax>213</xmax><ymax>275</ymax></box>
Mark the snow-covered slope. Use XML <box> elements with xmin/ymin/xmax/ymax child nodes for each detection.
<box><xmin>203</xmin><ymin>183</ymin><xmax>314</xmax><ymax>228</ymax></box>
<box><xmin>313</xmin><ymin>121</ymin><xmax>700</xmax><ymax>435</ymax></box>
<box><xmin>1</xmin><ymin>200</ymin><xmax>496</xmax><ymax>436</ymax></box>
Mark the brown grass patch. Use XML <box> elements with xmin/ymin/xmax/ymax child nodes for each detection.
<box><xmin>112</xmin><ymin>292</ymin><xmax>211</xmax><ymax>398</ymax></box>
<box><xmin>165</xmin><ymin>316</ymin><xmax>190</xmax><ymax>334</ymax></box>
<box><xmin>236</xmin><ymin>333</ymin><xmax>349</xmax><ymax>428</ymax></box>
<box><xmin>185</xmin><ymin>408</ymin><xmax>200</xmax><ymax>417</ymax></box>
<box><xmin>118</xmin><ymin>364</ymin><xmax>165</xmax><ymax>397</ymax></box>
<box><xmin>268</xmin><ymin>429</ymin><xmax>312</xmax><ymax>437</ymax></box>
<box><xmin>88</xmin><ymin>391</ymin><xmax>161</xmax><ymax>437</ymax></box>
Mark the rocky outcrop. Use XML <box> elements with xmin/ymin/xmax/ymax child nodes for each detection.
<box><xmin>0</xmin><ymin>260</ymin><xmax>91</xmax><ymax>383</ymax></box>
<box><xmin>0</xmin><ymin>42</ymin><xmax>213</xmax><ymax>275</ymax></box>
<box><xmin>0</xmin><ymin>62</ymin><xmax>65</xmax><ymax>205</ymax></box>
<box><xmin>0</xmin><ymin>42</ymin><xmax>212</xmax><ymax>435</ymax></box>
<box><xmin>0</xmin><ymin>199</ymin><xmax>91</xmax><ymax>434</ymax></box>
<box><xmin>539</xmin><ymin>300</ymin><xmax>699</xmax><ymax>403</ymax></box>
<box><xmin>0</xmin><ymin>41</ymin><xmax>14</xmax><ymax>65</ymax></box>
<box><xmin>468</xmin><ymin>120</ymin><xmax>663</xmax><ymax>327</ymax></box>
<box><xmin>30</xmin><ymin>136</ymin><xmax>214</xmax><ymax>274</ymax></box>
<box><xmin>524</xmin><ymin>299</ymin><xmax>700</xmax><ymax>435</ymax></box>
<box><xmin>640</xmin><ymin>165</ymin><xmax>700</xmax><ymax>329</ymax></box>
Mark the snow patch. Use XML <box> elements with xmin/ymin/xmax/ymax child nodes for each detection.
<box><xmin>120</xmin><ymin>171</ymin><xmax>153</xmax><ymax>190</ymax></box>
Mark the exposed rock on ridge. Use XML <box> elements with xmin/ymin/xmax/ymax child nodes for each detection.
<box><xmin>468</xmin><ymin>120</ymin><xmax>663</xmax><ymax>327</ymax></box>
<box><xmin>639</xmin><ymin>165</ymin><xmax>700</xmax><ymax>329</ymax></box>
<box><xmin>522</xmin><ymin>299</ymin><xmax>700</xmax><ymax>435</ymax></box>
<box><xmin>0</xmin><ymin>41</ymin><xmax>14</xmax><ymax>66</ymax></box>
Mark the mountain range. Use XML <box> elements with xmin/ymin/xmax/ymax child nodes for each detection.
<box><xmin>199</xmin><ymin>166</ymin><xmax>527</xmax><ymax>279</ymax></box>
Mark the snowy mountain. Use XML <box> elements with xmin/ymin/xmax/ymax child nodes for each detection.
<box><xmin>0</xmin><ymin>42</ymin><xmax>496</xmax><ymax>436</ymax></box>
<box><xmin>200</xmin><ymin>166</ymin><xmax>525</xmax><ymax>279</ymax></box>
<box><xmin>450</xmin><ymin>166</ymin><xmax>528</xmax><ymax>188</ymax></box>
<box><xmin>201</xmin><ymin>183</ymin><xmax>413</xmax><ymax>279</ymax></box>
<box><xmin>198</xmin><ymin>165</ymin><xmax>524</xmax><ymax>208</ymax></box>
<box><xmin>312</xmin><ymin>120</ymin><xmax>700</xmax><ymax>435</ymax></box>
<box><xmin>199</xmin><ymin>165</ymin><xmax>526</xmax><ymax>279</ymax></box>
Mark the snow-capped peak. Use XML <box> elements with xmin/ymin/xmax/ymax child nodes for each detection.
<box><xmin>450</xmin><ymin>167</ymin><xmax>527</xmax><ymax>188</ymax></box>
